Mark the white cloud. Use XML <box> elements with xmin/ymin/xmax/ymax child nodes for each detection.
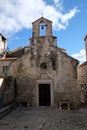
<box><xmin>0</xmin><ymin>0</ymin><xmax>79</xmax><ymax>35</ymax></box>
<box><xmin>71</xmin><ymin>50</ymin><xmax>86</xmax><ymax>63</ymax></box>
<box><xmin>53</xmin><ymin>0</ymin><xmax>63</xmax><ymax>11</ymax></box>
<box><xmin>61</xmin><ymin>8</ymin><xmax>79</xmax><ymax>23</ymax></box>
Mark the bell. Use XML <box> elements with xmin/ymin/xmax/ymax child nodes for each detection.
<box><xmin>41</xmin><ymin>25</ymin><xmax>44</xmax><ymax>29</ymax></box>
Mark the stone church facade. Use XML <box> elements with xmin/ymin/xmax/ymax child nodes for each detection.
<box><xmin>9</xmin><ymin>17</ymin><xmax>79</xmax><ymax>108</ymax></box>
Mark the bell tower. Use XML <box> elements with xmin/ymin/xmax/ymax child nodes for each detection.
<box><xmin>29</xmin><ymin>17</ymin><xmax>57</xmax><ymax>67</ymax></box>
<box><xmin>84</xmin><ymin>35</ymin><xmax>87</xmax><ymax>61</ymax></box>
<box><xmin>32</xmin><ymin>17</ymin><xmax>52</xmax><ymax>37</ymax></box>
<box><xmin>30</xmin><ymin>17</ymin><xmax>57</xmax><ymax>47</ymax></box>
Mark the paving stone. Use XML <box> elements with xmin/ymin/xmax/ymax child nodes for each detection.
<box><xmin>0</xmin><ymin>107</ymin><xmax>87</xmax><ymax>130</ymax></box>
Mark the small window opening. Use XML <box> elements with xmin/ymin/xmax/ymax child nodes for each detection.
<box><xmin>3</xmin><ymin>66</ymin><xmax>9</xmax><ymax>73</ymax></box>
<box><xmin>52</xmin><ymin>60</ymin><xmax>56</xmax><ymax>70</ymax></box>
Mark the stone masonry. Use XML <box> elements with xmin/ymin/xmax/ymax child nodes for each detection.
<box><xmin>9</xmin><ymin>17</ymin><xmax>79</xmax><ymax>108</ymax></box>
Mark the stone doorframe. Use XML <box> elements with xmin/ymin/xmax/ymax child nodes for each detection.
<box><xmin>36</xmin><ymin>80</ymin><xmax>54</xmax><ymax>107</ymax></box>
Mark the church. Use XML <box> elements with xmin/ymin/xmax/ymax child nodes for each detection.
<box><xmin>0</xmin><ymin>17</ymin><xmax>79</xmax><ymax>109</ymax></box>
<box><xmin>10</xmin><ymin>17</ymin><xmax>79</xmax><ymax>108</ymax></box>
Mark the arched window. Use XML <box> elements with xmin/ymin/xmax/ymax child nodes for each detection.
<box><xmin>39</xmin><ymin>22</ymin><xmax>46</xmax><ymax>36</ymax></box>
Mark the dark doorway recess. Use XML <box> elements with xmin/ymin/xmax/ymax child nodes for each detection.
<box><xmin>39</xmin><ymin>84</ymin><xmax>51</xmax><ymax>106</ymax></box>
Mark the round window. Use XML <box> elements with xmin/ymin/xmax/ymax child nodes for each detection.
<box><xmin>40</xmin><ymin>62</ymin><xmax>47</xmax><ymax>69</ymax></box>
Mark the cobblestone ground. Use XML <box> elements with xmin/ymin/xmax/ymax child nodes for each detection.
<box><xmin>0</xmin><ymin>107</ymin><xmax>87</xmax><ymax>130</ymax></box>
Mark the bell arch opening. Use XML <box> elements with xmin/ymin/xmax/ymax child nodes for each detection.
<box><xmin>39</xmin><ymin>21</ymin><xmax>47</xmax><ymax>36</ymax></box>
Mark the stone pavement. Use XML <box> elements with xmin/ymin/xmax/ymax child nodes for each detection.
<box><xmin>0</xmin><ymin>106</ymin><xmax>87</xmax><ymax>130</ymax></box>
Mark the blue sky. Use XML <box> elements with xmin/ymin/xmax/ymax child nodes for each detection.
<box><xmin>0</xmin><ymin>0</ymin><xmax>87</xmax><ymax>63</ymax></box>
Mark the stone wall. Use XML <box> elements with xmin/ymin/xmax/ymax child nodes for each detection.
<box><xmin>10</xmin><ymin>46</ymin><xmax>79</xmax><ymax>107</ymax></box>
<box><xmin>77</xmin><ymin>62</ymin><xmax>87</xmax><ymax>104</ymax></box>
